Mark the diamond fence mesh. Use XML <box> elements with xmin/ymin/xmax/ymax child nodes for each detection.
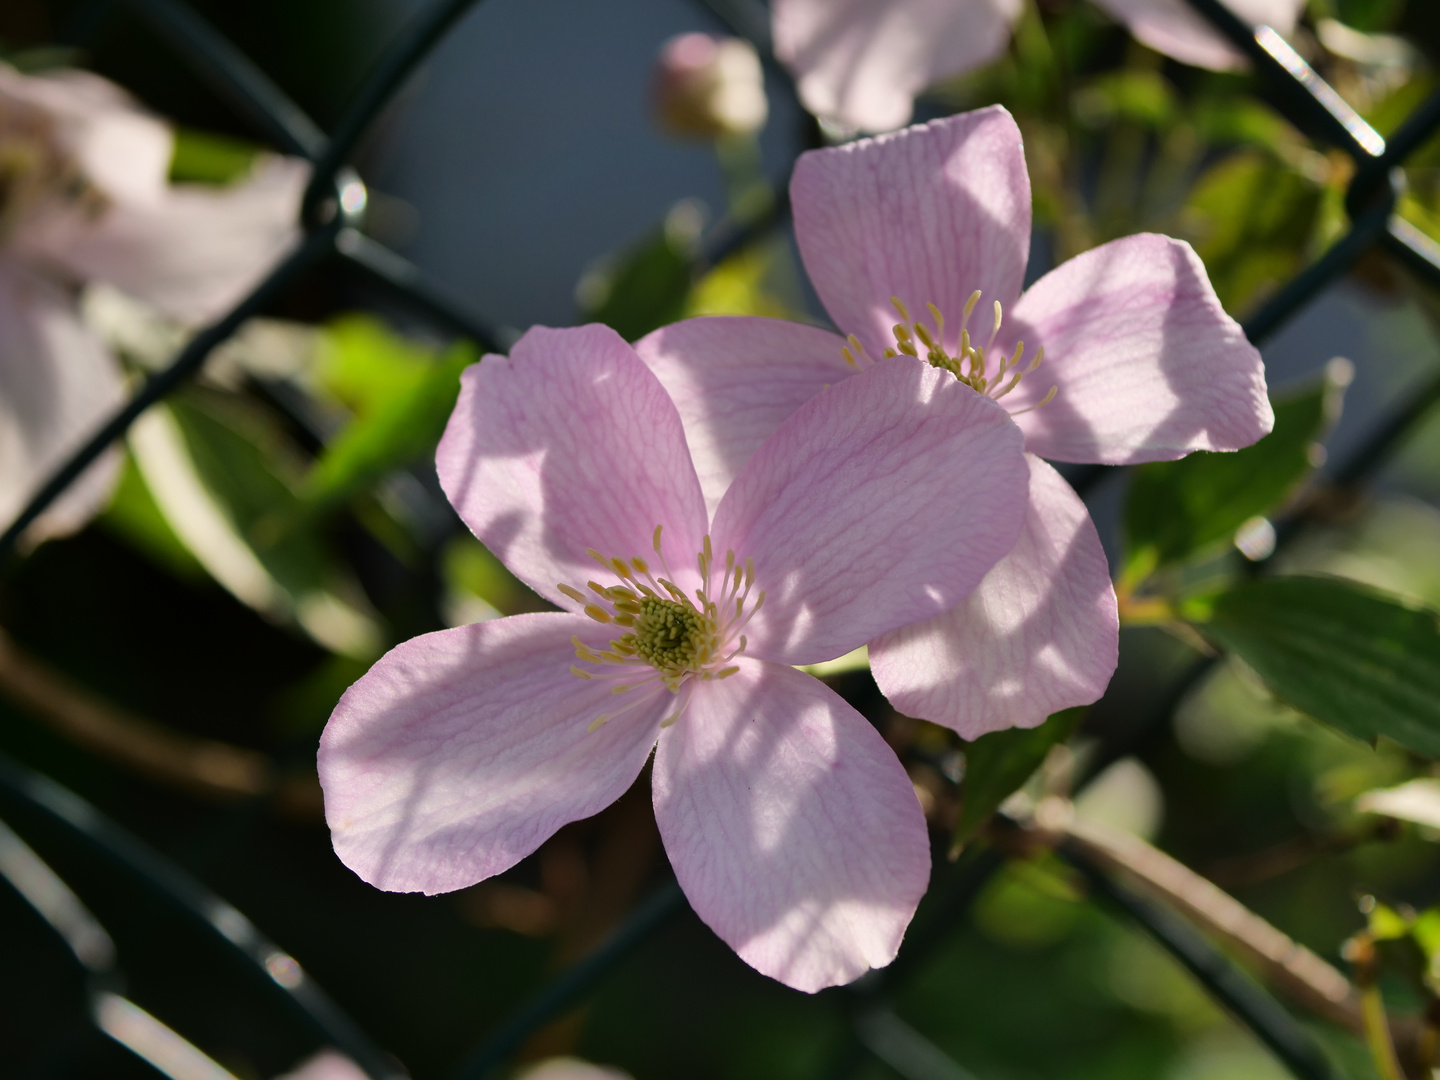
<box><xmin>3</xmin><ymin>0</ymin><xmax>1440</xmax><ymax>1077</ymax></box>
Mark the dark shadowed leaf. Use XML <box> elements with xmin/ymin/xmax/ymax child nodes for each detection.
<box><xmin>953</xmin><ymin>708</ymin><xmax>1085</xmax><ymax>852</ymax></box>
<box><xmin>1192</xmin><ymin>576</ymin><xmax>1440</xmax><ymax>756</ymax></box>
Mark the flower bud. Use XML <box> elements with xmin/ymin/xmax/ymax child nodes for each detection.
<box><xmin>651</xmin><ymin>33</ymin><xmax>768</xmax><ymax>139</ymax></box>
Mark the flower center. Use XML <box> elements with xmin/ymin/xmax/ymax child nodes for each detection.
<box><xmin>560</xmin><ymin>527</ymin><xmax>763</xmax><ymax>731</ymax></box>
<box><xmin>842</xmin><ymin>292</ymin><xmax>1057</xmax><ymax>414</ymax></box>
<box><xmin>0</xmin><ymin>105</ymin><xmax>106</xmax><ymax>245</ymax></box>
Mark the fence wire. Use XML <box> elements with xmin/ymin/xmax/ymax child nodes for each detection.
<box><xmin>4</xmin><ymin>0</ymin><xmax>1440</xmax><ymax>1078</ymax></box>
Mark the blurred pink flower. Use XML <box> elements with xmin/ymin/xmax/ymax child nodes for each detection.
<box><xmin>319</xmin><ymin>322</ymin><xmax>1032</xmax><ymax>990</ymax></box>
<box><xmin>638</xmin><ymin>107</ymin><xmax>1272</xmax><ymax>738</ymax></box>
<box><xmin>516</xmin><ymin>1059</ymin><xmax>633</xmax><ymax>1080</ymax></box>
<box><xmin>651</xmin><ymin>32</ymin><xmax>769</xmax><ymax>138</ymax></box>
<box><xmin>274</xmin><ymin>1050</ymin><xmax>370</xmax><ymax>1080</ymax></box>
<box><xmin>773</xmin><ymin>0</ymin><xmax>1307</xmax><ymax>132</ymax></box>
<box><xmin>0</xmin><ymin>64</ymin><xmax>305</xmax><ymax>540</ymax></box>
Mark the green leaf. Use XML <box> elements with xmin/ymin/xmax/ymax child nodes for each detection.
<box><xmin>577</xmin><ymin>210</ymin><xmax>699</xmax><ymax>342</ymax></box>
<box><xmin>168</xmin><ymin>396</ymin><xmax>328</xmax><ymax>599</ymax></box>
<box><xmin>305</xmin><ymin>326</ymin><xmax>474</xmax><ymax>511</ymax></box>
<box><xmin>1123</xmin><ymin>368</ymin><xmax>1343</xmax><ymax>574</ymax></box>
<box><xmin>1192</xmin><ymin>576</ymin><xmax>1440</xmax><ymax>757</ymax></box>
<box><xmin>1072</xmin><ymin>70</ymin><xmax>1178</xmax><ymax>130</ymax></box>
<box><xmin>953</xmin><ymin>708</ymin><xmax>1084</xmax><ymax>852</ymax></box>
<box><xmin>99</xmin><ymin>451</ymin><xmax>206</xmax><ymax>580</ymax></box>
<box><xmin>1180</xmin><ymin>151</ymin><xmax>1322</xmax><ymax>314</ymax></box>
<box><xmin>169</xmin><ymin>127</ymin><xmax>263</xmax><ymax>185</ymax></box>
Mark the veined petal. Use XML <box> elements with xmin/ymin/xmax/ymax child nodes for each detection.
<box><xmin>1091</xmin><ymin>0</ymin><xmax>1305</xmax><ymax>72</ymax></box>
<box><xmin>1000</xmin><ymin>233</ymin><xmax>1272</xmax><ymax>464</ymax></box>
<box><xmin>0</xmin><ymin>261</ymin><xmax>124</xmax><ymax>542</ymax></box>
<box><xmin>871</xmin><ymin>455</ymin><xmax>1117</xmax><ymax>737</ymax></box>
<box><xmin>23</xmin><ymin>156</ymin><xmax>306</xmax><ymax>325</ymax></box>
<box><xmin>653</xmin><ymin>659</ymin><xmax>929</xmax><ymax>992</ymax></box>
<box><xmin>772</xmin><ymin>0</ymin><xmax>1022</xmax><ymax>134</ymax></box>
<box><xmin>438</xmin><ymin>324</ymin><xmax>710</xmax><ymax>610</ymax></box>
<box><xmin>634</xmin><ymin>315</ymin><xmax>852</xmax><ymax>517</ymax></box>
<box><xmin>791</xmin><ymin>107</ymin><xmax>1031</xmax><ymax>359</ymax></box>
<box><xmin>319</xmin><ymin>612</ymin><xmax>667</xmax><ymax>895</ymax></box>
<box><xmin>712</xmin><ymin>358</ymin><xmax>1027</xmax><ymax>666</ymax></box>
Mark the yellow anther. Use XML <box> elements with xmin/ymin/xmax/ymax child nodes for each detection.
<box><xmin>890</xmin><ymin>296</ymin><xmax>912</xmax><ymax>323</ymax></box>
<box><xmin>587</xmin><ymin>714</ymin><xmax>611</xmax><ymax>732</ymax></box>
<box><xmin>558</xmin><ymin>583</ymin><xmax>588</xmax><ymax>604</ymax></box>
<box><xmin>653</xmin><ymin>524</ymin><xmax>664</xmax><ymax>555</ymax></box>
<box><xmin>962</xmin><ymin>289</ymin><xmax>981</xmax><ymax>324</ymax></box>
<box><xmin>569</xmin><ymin>666</ymin><xmax>593</xmax><ymax>679</ymax></box>
<box><xmin>585</xmin><ymin>604</ymin><xmax>612</xmax><ymax>623</ymax></box>
<box><xmin>1011</xmin><ymin>385</ymin><xmax>1058</xmax><ymax>416</ymax></box>
<box><xmin>631</xmin><ymin>557</ymin><xmax>649</xmax><ymax>575</ymax></box>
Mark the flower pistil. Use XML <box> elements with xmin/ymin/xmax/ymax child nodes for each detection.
<box><xmin>842</xmin><ymin>291</ymin><xmax>1058</xmax><ymax>414</ymax></box>
<box><xmin>560</xmin><ymin>527</ymin><xmax>764</xmax><ymax>731</ymax></box>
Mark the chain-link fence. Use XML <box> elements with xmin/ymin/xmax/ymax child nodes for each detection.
<box><xmin>4</xmin><ymin>0</ymin><xmax>1440</xmax><ymax>1077</ymax></box>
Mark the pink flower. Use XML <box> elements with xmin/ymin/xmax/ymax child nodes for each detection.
<box><xmin>319</xmin><ymin>322</ymin><xmax>1032</xmax><ymax>990</ymax></box>
<box><xmin>0</xmin><ymin>64</ymin><xmax>305</xmax><ymax>540</ymax></box>
<box><xmin>773</xmin><ymin>0</ymin><xmax>1308</xmax><ymax>132</ymax></box>
<box><xmin>651</xmin><ymin>33</ymin><xmax>769</xmax><ymax>139</ymax></box>
<box><xmin>637</xmin><ymin>108</ymin><xmax>1272</xmax><ymax>738</ymax></box>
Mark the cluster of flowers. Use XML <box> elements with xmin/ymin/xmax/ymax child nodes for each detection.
<box><xmin>0</xmin><ymin>0</ymin><xmax>1278</xmax><ymax>996</ymax></box>
<box><xmin>319</xmin><ymin>106</ymin><xmax>1271</xmax><ymax>990</ymax></box>
<box><xmin>0</xmin><ymin>63</ymin><xmax>304</xmax><ymax>541</ymax></box>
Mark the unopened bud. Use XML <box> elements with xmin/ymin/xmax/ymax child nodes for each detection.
<box><xmin>651</xmin><ymin>33</ymin><xmax>768</xmax><ymax>139</ymax></box>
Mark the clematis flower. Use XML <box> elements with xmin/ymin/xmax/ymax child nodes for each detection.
<box><xmin>0</xmin><ymin>63</ymin><xmax>305</xmax><ymax>541</ymax></box>
<box><xmin>773</xmin><ymin>0</ymin><xmax>1307</xmax><ymax>132</ymax></box>
<box><xmin>637</xmin><ymin>107</ymin><xmax>1271</xmax><ymax>738</ymax></box>
<box><xmin>319</xmin><ymin>322</ymin><xmax>1032</xmax><ymax>990</ymax></box>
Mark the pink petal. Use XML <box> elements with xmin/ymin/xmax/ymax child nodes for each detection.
<box><xmin>319</xmin><ymin>613</ymin><xmax>667</xmax><ymax>895</ymax></box>
<box><xmin>634</xmin><ymin>316</ymin><xmax>852</xmax><ymax>516</ymax></box>
<box><xmin>791</xmin><ymin>107</ymin><xmax>1031</xmax><ymax>360</ymax></box>
<box><xmin>0</xmin><ymin>64</ymin><xmax>172</xmax><ymax>208</ymax></box>
<box><xmin>1000</xmin><ymin>233</ymin><xmax>1272</xmax><ymax>464</ymax></box>
<box><xmin>275</xmin><ymin>1051</ymin><xmax>371</xmax><ymax>1080</ymax></box>
<box><xmin>871</xmin><ymin>454</ymin><xmax>1117</xmax><ymax>737</ymax></box>
<box><xmin>0</xmin><ymin>261</ymin><xmax>124</xmax><ymax>542</ymax></box>
<box><xmin>711</xmin><ymin>358</ymin><xmax>1028</xmax><ymax>666</ymax></box>
<box><xmin>653</xmin><ymin>660</ymin><xmax>929</xmax><ymax>991</ymax></box>
<box><xmin>772</xmin><ymin>0</ymin><xmax>1022</xmax><ymax>133</ymax></box>
<box><xmin>438</xmin><ymin>324</ymin><xmax>710</xmax><ymax>610</ymax></box>
<box><xmin>1090</xmin><ymin>0</ymin><xmax>1305</xmax><ymax>71</ymax></box>
<box><xmin>23</xmin><ymin>156</ymin><xmax>307</xmax><ymax>325</ymax></box>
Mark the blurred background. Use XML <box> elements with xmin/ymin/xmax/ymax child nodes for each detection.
<box><xmin>5</xmin><ymin>0</ymin><xmax>1440</xmax><ymax>1077</ymax></box>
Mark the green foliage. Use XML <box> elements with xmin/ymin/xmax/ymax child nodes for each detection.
<box><xmin>99</xmin><ymin>451</ymin><xmax>205</xmax><ymax>579</ymax></box>
<box><xmin>306</xmin><ymin>315</ymin><xmax>476</xmax><ymax>511</ymax></box>
<box><xmin>1123</xmin><ymin>370</ymin><xmax>1342</xmax><ymax>574</ymax></box>
<box><xmin>1072</xmin><ymin>70</ymin><xmax>1178</xmax><ymax>130</ymax></box>
<box><xmin>1180</xmin><ymin>151</ymin><xmax>1324</xmax><ymax>314</ymax></box>
<box><xmin>168</xmin><ymin>127</ymin><xmax>263</xmax><ymax>185</ymax></box>
<box><xmin>169</xmin><ymin>396</ymin><xmax>329</xmax><ymax>599</ymax></box>
<box><xmin>1190</xmin><ymin>577</ymin><xmax>1440</xmax><ymax>757</ymax></box>
<box><xmin>577</xmin><ymin>222</ymin><xmax>696</xmax><ymax>342</ymax></box>
<box><xmin>442</xmin><ymin>535</ymin><xmax>548</xmax><ymax>616</ymax></box>
<box><xmin>953</xmin><ymin>708</ymin><xmax>1084</xmax><ymax>851</ymax></box>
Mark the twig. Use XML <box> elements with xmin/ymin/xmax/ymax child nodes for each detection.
<box><xmin>1057</xmin><ymin>835</ymin><xmax>1344</xmax><ymax>1080</ymax></box>
<box><xmin>1051</xmin><ymin>809</ymin><xmax>1361</xmax><ymax>1032</ymax></box>
<box><xmin>0</xmin><ymin>627</ymin><xmax>321</xmax><ymax>814</ymax></box>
